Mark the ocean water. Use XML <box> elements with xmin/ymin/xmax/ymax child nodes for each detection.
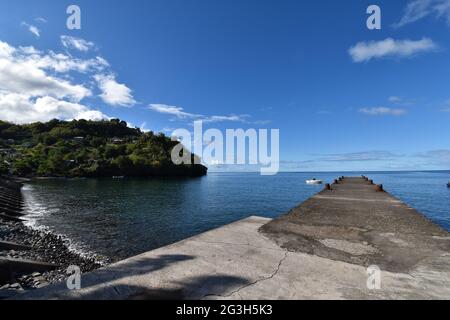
<box><xmin>21</xmin><ymin>171</ymin><xmax>450</xmax><ymax>261</ymax></box>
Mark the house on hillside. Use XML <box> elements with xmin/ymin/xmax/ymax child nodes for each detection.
<box><xmin>0</xmin><ymin>149</ymin><xmax>18</xmax><ymax>158</ymax></box>
<box><xmin>65</xmin><ymin>159</ymin><xmax>77</xmax><ymax>167</ymax></box>
<box><xmin>112</xmin><ymin>138</ymin><xmax>123</xmax><ymax>145</ymax></box>
<box><xmin>0</xmin><ymin>148</ymin><xmax>11</xmax><ymax>155</ymax></box>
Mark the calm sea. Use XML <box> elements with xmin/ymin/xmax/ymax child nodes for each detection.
<box><xmin>21</xmin><ymin>171</ymin><xmax>450</xmax><ymax>261</ymax></box>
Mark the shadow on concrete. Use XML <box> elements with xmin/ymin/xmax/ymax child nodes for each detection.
<box><xmin>78</xmin><ymin>274</ymin><xmax>249</xmax><ymax>300</ymax></box>
<box><xmin>18</xmin><ymin>253</ymin><xmax>250</xmax><ymax>300</ymax></box>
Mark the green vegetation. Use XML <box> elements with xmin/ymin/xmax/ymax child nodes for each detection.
<box><xmin>0</xmin><ymin>119</ymin><xmax>207</xmax><ymax>178</ymax></box>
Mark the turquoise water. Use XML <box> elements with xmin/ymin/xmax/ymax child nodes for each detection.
<box><xmin>21</xmin><ymin>171</ymin><xmax>450</xmax><ymax>261</ymax></box>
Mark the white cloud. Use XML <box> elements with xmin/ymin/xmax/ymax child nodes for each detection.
<box><xmin>416</xmin><ymin>149</ymin><xmax>450</xmax><ymax>165</ymax></box>
<box><xmin>0</xmin><ymin>42</ymin><xmax>108</xmax><ymax>94</ymax></box>
<box><xmin>395</xmin><ymin>0</ymin><xmax>450</xmax><ymax>27</ymax></box>
<box><xmin>148</xmin><ymin>104</ymin><xmax>199</xmax><ymax>118</ymax></box>
<box><xmin>202</xmin><ymin>115</ymin><xmax>250</xmax><ymax>123</ymax></box>
<box><xmin>0</xmin><ymin>39</ymin><xmax>113</xmax><ymax>124</ymax></box>
<box><xmin>359</xmin><ymin>107</ymin><xmax>407</xmax><ymax>116</ymax></box>
<box><xmin>21</xmin><ymin>22</ymin><xmax>40</xmax><ymax>37</ymax></box>
<box><xmin>148</xmin><ymin>104</ymin><xmax>250</xmax><ymax>123</ymax></box>
<box><xmin>388</xmin><ymin>96</ymin><xmax>417</xmax><ymax>107</ymax></box>
<box><xmin>0</xmin><ymin>41</ymin><xmax>15</xmax><ymax>57</ymax></box>
<box><xmin>0</xmin><ymin>47</ymin><xmax>91</xmax><ymax>101</ymax></box>
<box><xmin>389</xmin><ymin>96</ymin><xmax>402</xmax><ymax>103</ymax></box>
<box><xmin>162</xmin><ymin>127</ymin><xmax>176</xmax><ymax>133</ymax></box>
<box><xmin>0</xmin><ymin>93</ymin><xmax>107</xmax><ymax>124</ymax></box>
<box><xmin>139</xmin><ymin>122</ymin><xmax>150</xmax><ymax>133</ymax></box>
<box><xmin>26</xmin><ymin>51</ymin><xmax>109</xmax><ymax>73</ymax></box>
<box><xmin>35</xmin><ymin>17</ymin><xmax>47</xmax><ymax>23</ymax></box>
<box><xmin>95</xmin><ymin>74</ymin><xmax>136</xmax><ymax>107</ymax></box>
<box><xmin>18</xmin><ymin>46</ymin><xmax>41</xmax><ymax>55</ymax></box>
<box><xmin>61</xmin><ymin>35</ymin><xmax>95</xmax><ymax>52</ymax></box>
<box><xmin>0</xmin><ymin>38</ymin><xmax>133</xmax><ymax>123</ymax></box>
<box><xmin>349</xmin><ymin>38</ymin><xmax>437</xmax><ymax>62</ymax></box>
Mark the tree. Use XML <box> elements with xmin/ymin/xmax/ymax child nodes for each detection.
<box><xmin>13</xmin><ymin>159</ymin><xmax>34</xmax><ymax>176</ymax></box>
<box><xmin>0</xmin><ymin>160</ymin><xmax>8</xmax><ymax>175</ymax></box>
<box><xmin>0</xmin><ymin>119</ymin><xmax>207</xmax><ymax>177</ymax></box>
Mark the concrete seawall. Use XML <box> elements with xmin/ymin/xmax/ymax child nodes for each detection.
<box><xmin>15</xmin><ymin>177</ymin><xmax>450</xmax><ymax>300</ymax></box>
<box><xmin>0</xmin><ymin>178</ymin><xmax>24</xmax><ymax>222</ymax></box>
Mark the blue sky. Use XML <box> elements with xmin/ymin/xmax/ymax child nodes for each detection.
<box><xmin>0</xmin><ymin>0</ymin><xmax>449</xmax><ymax>171</ymax></box>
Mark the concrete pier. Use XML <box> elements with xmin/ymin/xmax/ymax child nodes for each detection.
<box><xmin>15</xmin><ymin>177</ymin><xmax>450</xmax><ymax>300</ymax></box>
<box><xmin>261</xmin><ymin>177</ymin><xmax>450</xmax><ymax>274</ymax></box>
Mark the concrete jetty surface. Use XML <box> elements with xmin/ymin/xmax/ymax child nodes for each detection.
<box><xmin>16</xmin><ymin>177</ymin><xmax>450</xmax><ymax>300</ymax></box>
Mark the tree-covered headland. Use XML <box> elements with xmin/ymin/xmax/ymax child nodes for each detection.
<box><xmin>0</xmin><ymin>119</ymin><xmax>207</xmax><ymax>178</ymax></box>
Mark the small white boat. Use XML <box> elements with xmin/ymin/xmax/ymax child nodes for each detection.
<box><xmin>112</xmin><ymin>176</ymin><xmax>125</xmax><ymax>179</ymax></box>
<box><xmin>306</xmin><ymin>179</ymin><xmax>323</xmax><ymax>185</ymax></box>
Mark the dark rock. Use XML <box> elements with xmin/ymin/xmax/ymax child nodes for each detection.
<box><xmin>0</xmin><ymin>215</ymin><xmax>104</xmax><ymax>293</ymax></box>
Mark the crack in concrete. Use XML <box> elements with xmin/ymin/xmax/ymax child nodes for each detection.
<box><xmin>202</xmin><ymin>251</ymin><xmax>289</xmax><ymax>299</ymax></box>
<box><xmin>113</xmin><ymin>286</ymin><xmax>121</xmax><ymax>296</ymax></box>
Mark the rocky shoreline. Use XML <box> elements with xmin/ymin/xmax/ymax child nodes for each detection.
<box><xmin>0</xmin><ymin>219</ymin><xmax>104</xmax><ymax>298</ymax></box>
<box><xmin>0</xmin><ymin>177</ymin><xmax>105</xmax><ymax>299</ymax></box>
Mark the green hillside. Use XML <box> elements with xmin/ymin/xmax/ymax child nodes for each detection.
<box><xmin>0</xmin><ymin>119</ymin><xmax>207</xmax><ymax>178</ymax></box>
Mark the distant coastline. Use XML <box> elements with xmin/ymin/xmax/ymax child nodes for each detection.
<box><xmin>208</xmin><ymin>169</ymin><xmax>450</xmax><ymax>174</ymax></box>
